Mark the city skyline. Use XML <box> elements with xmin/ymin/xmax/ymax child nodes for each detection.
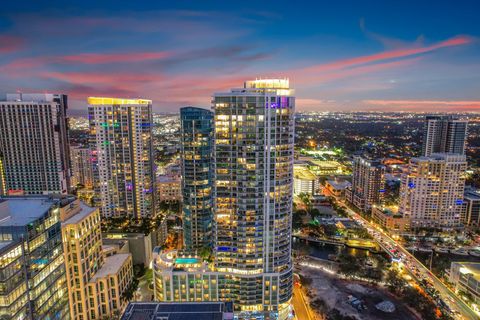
<box><xmin>1</xmin><ymin>1</ymin><xmax>480</xmax><ymax>113</ymax></box>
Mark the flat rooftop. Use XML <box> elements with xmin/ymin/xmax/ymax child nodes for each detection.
<box><xmin>90</xmin><ymin>253</ymin><xmax>130</xmax><ymax>281</ymax></box>
<box><xmin>326</xmin><ymin>179</ymin><xmax>351</xmax><ymax>190</ymax></box>
<box><xmin>294</xmin><ymin>166</ymin><xmax>317</xmax><ymax>180</ymax></box>
<box><xmin>62</xmin><ymin>202</ymin><xmax>97</xmax><ymax>225</ymax></box>
<box><xmin>0</xmin><ymin>197</ymin><xmax>56</xmax><ymax>227</ymax></box>
<box><xmin>121</xmin><ymin>302</ymin><xmax>233</xmax><ymax>320</ymax></box>
<box><xmin>453</xmin><ymin>262</ymin><xmax>480</xmax><ymax>280</ymax></box>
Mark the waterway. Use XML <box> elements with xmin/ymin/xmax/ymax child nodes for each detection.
<box><xmin>292</xmin><ymin>237</ymin><xmax>389</xmax><ymax>261</ymax></box>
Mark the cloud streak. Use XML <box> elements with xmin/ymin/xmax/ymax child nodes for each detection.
<box><xmin>0</xmin><ymin>35</ymin><xmax>24</xmax><ymax>53</ymax></box>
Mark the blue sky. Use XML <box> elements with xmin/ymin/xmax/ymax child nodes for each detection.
<box><xmin>0</xmin><ymin>0</ymin><xmax>479</xmax><ymax>113</ymax></box>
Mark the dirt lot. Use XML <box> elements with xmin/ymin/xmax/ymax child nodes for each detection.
<box><xmin>298</xmin><ymin>258</ymin><xmax>419</xmax><ymax>320</ymax></box>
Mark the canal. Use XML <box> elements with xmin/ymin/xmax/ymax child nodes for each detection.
<box><xmin>292</xmin><ymin>237</ymin><xmax>389</xmax><ymax>261</ymax></box>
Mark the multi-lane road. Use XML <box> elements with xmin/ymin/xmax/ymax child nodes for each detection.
<box><xmin>338</xmin><ymin>201</ymin><xmax>480</xmax><ymax>320</ymax></box>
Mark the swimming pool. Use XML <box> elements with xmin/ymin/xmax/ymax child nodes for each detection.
<box><xmin>175</xmin><ymin>258</ymin><xmax>199</xmax><ymax>264</ymax></box>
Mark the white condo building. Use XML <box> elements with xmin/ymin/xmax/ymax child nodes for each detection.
<box><xmin>0</xmin><ymin>93</ymin><xmax>71</xmax><ymax>195</ymax></box>
<box><xmin>153</xmin><ymin>79</ymin><xmax>295</xmax><ymax>320</ymax></box>
<box><xmin>399</xmin><ymin>153</ymin><xmax>467</xmax><ymax>228</ymax></box>
<box><xmin>88</xmin><ymin>97</ymin><xmax>156</xmax><ymax>219</ymax></box>
<box><xmin>422</xmin><ymin>116</ymin><xmax>468</xmax><ymax>156</ymax></box>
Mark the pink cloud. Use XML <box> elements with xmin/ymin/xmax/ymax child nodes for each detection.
<box><xmin>0</xmin><ymin>35</ymin><xmax>24</xmax><ymax>53</ymax></box>
<box><xmin>296</xmin><ymin>35</ymin><xmax>472</xmax><ymax>75</ymax></box>
<box><xmin>42</xmin><ymin>71</ymin><xmax>163</xmax><ymax>84</ymax></box>
<box><xmin>363</xmin><ymin>99</ymin><xmax>480</xmax><ymax>111</ymax></box>
<box><xmin>59</xmin><ymin>51</ymin><xmax>172</xmax><ymax>64</ymax></box>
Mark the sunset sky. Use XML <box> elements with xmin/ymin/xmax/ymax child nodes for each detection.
<box><xmin>1</xmin><ymin>0</ymin><xmax>479</xmax><ymax>113</ymax></box>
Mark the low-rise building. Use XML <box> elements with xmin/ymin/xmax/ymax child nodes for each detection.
<box><xmin>121</xmin><ymin>302</ymin><xmax>234</xmax><ymax>320</ymax></box>
<box><xmin>449</xmin><ymin>262</ymin><xmax>480</xmax><ymax>303</ymax></box>
<box><xmin>157</xmin><ymin>174</ymin><xmax>182</xmax><ymax>203</ymax></box>
<box><xmin>104</xmin><ymin>232</ymin><xmax>155</xmax><ymax>266</ymax></box>
<box><xmin>325</xmin><ymin>179</ymin><xmax>351</xmax><ymax>198</ymax></box>
<box><xmin>372</xmin><ymin>205</ymin><xmax>410</xmax><ymax>234</ymax></box>
<box><xmin>293</xmin><ymin>165</ymin><xmax>319</xmax><ymax>195</ymax></box>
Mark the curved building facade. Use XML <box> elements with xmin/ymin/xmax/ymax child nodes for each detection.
<box><xmin>154</xmin><ymin>79</ymin><xmax>295</xmax><ymax>320</ymax></box>
<box><xmin>213</xmin><ymin>79</ymin><xmax>294</xmax><ymax>319</ymax></box>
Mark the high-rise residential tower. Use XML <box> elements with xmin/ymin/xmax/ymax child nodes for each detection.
<box><xmin>399</xmin><ymin>153</ymin><xmax>467</xmax><ymax>228</ymax></box>
<box><xmin>422</xmin><ymin>115</ymin><xmax>468</xmax><ymax>156</ymax></box>
<box><xmin>180</xmin><ymin>107</ymin><xmax>214</xmax><ymax>251</ymax></box>
<box><xmin>153</xmin><ymin>79</ymin><xmax>294</xmax><ymax>320</ymax></box>
<box><xmin>88</xmin><ymin>97</ymin><xmax>156</xmax><ymax>219</ymax></box>
<box><xmin>345</xmin><ymin>156</ymin><xmax>385</xmax><ymax>212</ymax></box>
<box><xmin>70</xmin><ymin>145</ymin><xmax>94</xmax><ymax>189</ymax></box>
<box><xmin>0</xmin><ymin>93</ymin><xmax>71</xmax><ymax>195</ymax></box>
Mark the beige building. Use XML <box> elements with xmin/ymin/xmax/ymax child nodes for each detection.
<box><xmin>399</xmin><ymin>153</ymin><xmax>466</xmax><ymax>229</ymax></box>
<box><xmin>157</xmin><ymin>174</ymin><xmax>181</xmax><ymax>202</ymax></box>
<box><xmin>372</xmin><ymin>206</ymin><xmax>410</xmax><ymax>234</ymax></box>
<box><xmin>61</xmin><ymin>199</ymin><xmax>134</xmax><ymax>320</ymax></box>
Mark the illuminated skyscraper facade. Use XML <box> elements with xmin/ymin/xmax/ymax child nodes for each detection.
<box><xmin>154</xmin><ymin>79</ymin><xmax>294</xmax><ymax>320</ymax></box>
<box><xmin>0</xmin><ymin>196</ymin><xmax>70</xmax><ymax>319</ymax></box>
<box><xmin>180</xmin><ymin>107</ymin><xmax>213</xmax><ymax>251</ymax></box>
<box><xmin>399</xmin><ymin>153</ymin><xmax>467</xmax><ymax>228</ymax></box>
<box><xmin>0</xmin><ymin>93</ymin><xmax>71</xmax><ymax>195</ymax></box>
<box><xmin>88</xmin><ymin>97</ymin><xmax>156</xmax><ymax>219</ymax></box>
<box><xmin>422</xmin><ymin>115</ymin><xmax>468</xmax><ymax>156</ymax></box>
<box><xmin>70</xmin><ymin>146</ymin><xmax>94</xmax><ymax>189</ymax></box>
<box><xmin>345</xmin><ymin>156</ymin><xmax>385</xmax><ymax>212</ymax></box>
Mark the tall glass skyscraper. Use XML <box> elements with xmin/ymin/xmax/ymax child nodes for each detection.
<box><xmin>154</xmin><ymin>79</ymin><xmax>295</xmax><ymax>320</ymax></box>
<box><xmin>0</xmin><ymin>196</ymin><xmax>70</xmax><ymax>319</ymax></box>
<box><xmin>88</xmin><ymin>97</ymin><xmax>156</xmax><ymax>219</ymax></box>
<box><xmin>180</xmin><ymin>107</ymin><xmax>213</xmax><ymax>251</ymax></box>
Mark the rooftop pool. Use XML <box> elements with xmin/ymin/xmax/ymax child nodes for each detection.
<box><xmin>175</xmin><ymin>258</ymin><xmax>199</xmax><ymax>264</ymax></box>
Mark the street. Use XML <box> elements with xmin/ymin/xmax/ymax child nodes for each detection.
<box><xmin>292</xmin><ymin>283</ymin><xmax>316</xmax><ymax>320</ymax></box>
<box><xmin>337</xmin><ymin>200</ymin><xmax>480</xmax><ymax>320</ymax></box>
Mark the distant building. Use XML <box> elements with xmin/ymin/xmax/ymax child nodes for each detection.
<box><xmin>61</xmin><ymin>199</ymin><xmax>134</xmax><ymax>320</ymax></box>
<box><xmin>121</xmin><ymin>302</ymin><xmax>234</xmax><ymax>320</ymax></box>
<box><xmin>0</xmin><ymin>93</ymin><xmax>71</xmax><ymax>195</ymax></box>
<box><xmin>88</xmin><ymin>97</ymin><xmax>156</xmax><ymax>218</ymax></box>
<box><xmin>180</xmin><ymin>106</ymin><xmax>214</xmax><ymax>251</ymax></box>
<box><xmin>293</xmin><ymin>165</ymin><xmax>319</xmax><ymax>195</ymax></box>
<box><xmin>422</xmin><ymin>115</ymin><xmax>468</xmax><ymax>156</ymax></box>
<box><xmin>464</xmin><ymin>189</ymin><xmax>480</xmax><ymax>227</ymax></box>
<box><xmin>325</xmin><ymin>179</ymin><xmax>351</xmax><ymax>198</ymax></box>
<box><xmin>103</xmin><ymin>228</ymin><xmax>167</xmax><ymax>266</ymax></box>
<box><xmin>0</xmin><ymin>196</ymin><xmax>71</xmax><ymax>319</ymax></box>
<box><xmin>449</xmin><ymin>262</ymin><xmax>480</xmax><ymax>303</ymax></box>
<box><xmin>372</xmin><ymin>206</ymin><xmax>410</xmax><ymax>234</ymax></box>
<box><xmin>345</xmin><ymin>156</ymin><xmax>385</xmax><ymax>212</ymax></box>
<box><xmin>157</xmin><ymin>174</ymin><xmax>182</xmax><ymax>203</ymax></box>
<box><xmin>399</xmin><ymin>153</ymin><xmax>466</xmax><ymax>229</ymax></box>
<box><xmin>70</xmin><ymin>145</ymin><xmax>94</xmax><ymax>188</ymax></box>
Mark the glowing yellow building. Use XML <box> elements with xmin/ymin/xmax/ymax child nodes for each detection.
<box><xmin>61</xmin><ymin>199</ymin><xmax>134</xmax><ymax>319</ymax></box>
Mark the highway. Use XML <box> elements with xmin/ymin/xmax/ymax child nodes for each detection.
<box><xmin>337</xmin><ymin>200</ymin><xmax>480</xmax><ymax>320</ymax></box>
